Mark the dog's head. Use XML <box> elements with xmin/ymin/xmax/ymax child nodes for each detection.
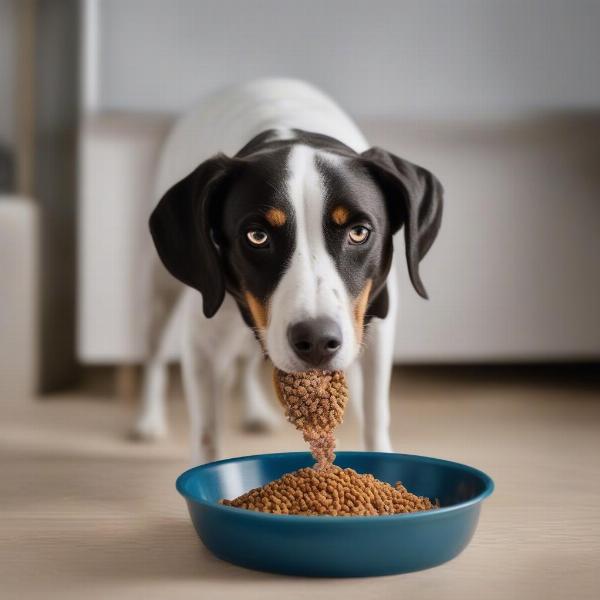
<box><xmin>150</xmin><ymin>130</ymin><xmax>443</xmax><ymax>372</ymax></box>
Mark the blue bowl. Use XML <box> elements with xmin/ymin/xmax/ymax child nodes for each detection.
<box><xmin>176</xmin><ymin>451</ymin><xmax>494</xmax><ymax>577</ymax></box>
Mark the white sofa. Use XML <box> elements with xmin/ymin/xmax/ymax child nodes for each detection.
<box><xmin>78</xmin><ymin>113</ymin><xmax>600</xmax><ymax>366</ymax></box>
<box><xmin>0</xmin><ymin>197</ymin><xmax>38</xmax><ymax>399</ymax></box>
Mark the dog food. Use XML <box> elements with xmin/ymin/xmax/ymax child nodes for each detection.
<box><xmin>221</xmin><ymin>465</ymin><xmax>436</xmax><ymax>515</ymax></box>
<box><xmin>273</xmin><ymin>369</ymin><xmax>348</xmax><ymax>469</ymax></box>
<box><xmin>221</xmin><ymin>368</ymin><xmax>436</xmax><ymax>516</ymax></box>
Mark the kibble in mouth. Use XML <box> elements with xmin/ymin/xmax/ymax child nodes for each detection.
<box><xmin>273</xmin><ymin>368</ymin><xmax>347</xmax><ymax>469</ymax></box>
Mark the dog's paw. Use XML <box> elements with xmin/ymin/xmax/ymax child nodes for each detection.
<box><xmin>129</xmin><ymin>415</ymin><xmax>168</xmax><ymax>442</ymax></box>
<box><xmin>365</xmin><ymin>436</ymin><xmax>394</xmax><ymax>453</ymax></box>
<box><xmin>373</xmin><ymin>442</ymin><xmax>394</xmax><ymax>453</ymax></box>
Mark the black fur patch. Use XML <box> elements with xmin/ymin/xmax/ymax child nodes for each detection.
<box><xmin>315</xmin><ymin>155</ymin><xmax>394</xmax><ymax>319</ymax></box>
<box><xmin>219</xmin><ymin>142</ymin><xmax>295</xmax><ymax>312</ymax></box>
<box><xmin>149</xmin><ymin>128</ymin><xmax>442</xmax><ymax>324</ymax></box>
<box><xmin>222</xmin><ymin>129</ymin><xmax>394</xmax><ymax>322</ymax></box>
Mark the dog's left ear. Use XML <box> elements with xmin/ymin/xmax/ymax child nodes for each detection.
<box><xmin>361</xmin><ymin>147</ymin><xmax>444</xmax><ymax>299</ymax></box>
<box><xmin>149</xmin><ymin>154</ymin><xmax>234</xmax><ymax>318</ymax></box>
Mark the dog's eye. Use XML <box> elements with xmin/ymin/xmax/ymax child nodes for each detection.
<box><xmin>348</xmin><ymin>225</ymin><xmax>370</xmax><ymax>245</ymax></box>
<box><xmin>246</xmin><ymin>229</ymin><xmax>270</xmax><ymax>248</ymax></box>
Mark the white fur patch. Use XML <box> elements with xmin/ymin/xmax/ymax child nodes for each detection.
<box><xmin>271</xmin><ymin>127</ymin><xmax>296</xmax><ymax>141</ymax></box>
<box><xmin>265</xmin><ymin>145</ymin><xmax>358</xmax><ymax>372</ymax></box>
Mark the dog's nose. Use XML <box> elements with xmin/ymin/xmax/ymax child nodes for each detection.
<box><xmin>287</xmin><ymin>317</ymin><xmax>342</xmax><ymax>367</ymax></box>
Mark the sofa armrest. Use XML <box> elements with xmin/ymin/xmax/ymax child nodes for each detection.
<box><xmin>77</xmin><ymin>112</ymin><xmax>172</xmax><ymax>363</ymax></box>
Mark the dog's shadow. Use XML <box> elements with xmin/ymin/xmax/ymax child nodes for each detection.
<box><xmin>58</xmin><ymin>517</ymin><xmax>280</xmax><ymax>583</ymax></box>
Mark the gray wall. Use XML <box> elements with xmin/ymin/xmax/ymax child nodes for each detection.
<box><xmin>95</xmin><ymin>0</ymin><xmax>600</xmax><ymax>118</ymax></box>
<box><xmin>0</xmin><ymin>0</ymin><xmax>18</xmax><ymax>148</ymax></box>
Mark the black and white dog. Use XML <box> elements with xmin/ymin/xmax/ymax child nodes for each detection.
<box><xmin>134</xmin><ymin>79</ymin><xmax>443</xmax><ymax>463</ymax></box>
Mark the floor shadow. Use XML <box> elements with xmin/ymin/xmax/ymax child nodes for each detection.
<box><xmin>394</xmin><ymin>363</ymin><xmax>600</xmax><ymax>394</ymax></box>
<box><xmin>47</xmin><ymin>517</ymin><xmax>293</xmax><ymax>583</ymax></box>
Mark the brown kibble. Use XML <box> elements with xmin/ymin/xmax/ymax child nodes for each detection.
<box><xmin>220</xmin><ymin>367</ymin><xmax>437</xmax><ymax>516</ymax></box>
<box><xmin>220</xmin><ymin>466</ymin><xmax>437</xmax><ymax>516</ymax></box>
<box><xmin>273</xmin><ymin>368</ymin><xmax>348</xmax><ymax>469</ymax></box>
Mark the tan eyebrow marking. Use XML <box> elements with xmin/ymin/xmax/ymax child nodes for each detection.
<box><xmin>244</xmin><ymin>291</ymin><xmax>269</xmax><ymax>331</ymax></box>
<box><xmin>331</xmin><ymin>205</ymin><xmax>350</xmax><ymax>226</ymax></box>
<box><xmin>353</xmin><ymin>279</ymin><xmax>372</xmax><ymax>345</ymax></box>
<box><xmin>265</xmin><ymin>208</ymin><xmax>287</xmax><ymax>227</ymax></box>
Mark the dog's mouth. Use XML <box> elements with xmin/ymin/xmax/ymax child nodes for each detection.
<box><xmin>246</xmin><ymin>321</ymin><xmax>345</xmax><ymax>373</ymax></box>
<box><xmin>244</xmin><ymin>290</ymin><xmax>359</xmax><ymax>373</ymax></box>
<box><xmin>266</xmin><ymin>351</ymin><xmax>350</xmax><ymax>376</ymax></box>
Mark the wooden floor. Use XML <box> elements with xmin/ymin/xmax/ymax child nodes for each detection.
<box><xmin>1</xmin><ymin>366</ymin><xmax>599</xmax><ymax>599</ymax></box>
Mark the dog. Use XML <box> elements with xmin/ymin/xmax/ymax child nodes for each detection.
<box><xmin>133</xmin><ymin>79</ymin><xmax>443</xmax><ymax>463</ymax></box>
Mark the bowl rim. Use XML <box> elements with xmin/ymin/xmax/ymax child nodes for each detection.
<box><xmin>176</xmin><ymin>451</ymin><xmax>494</xmax><ymax>523</ymax></box>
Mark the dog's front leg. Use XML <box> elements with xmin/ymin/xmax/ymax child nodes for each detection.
<box><xmin>132</xmin><ymin>292</ymin><xmax>187</xmax><ymax>441</ymax></box>
<box><xmin>345</xmin><ymin>359</ymin><xmax>364</xmax><ymax>431</ymax></box>
<box><xmin>181</xmin><ymin>328</ymin><xmax>223</xmax><ymax>464</ymax></box>
<box><xmin>361</xmin><ymin>313</ymin><xmax>395</xmax><ymax>453</ymax></box>
<box><xmin>241</xmin><ymin>353</ymin><xmax>281</xmax><ymax>432</ymax></box>
<box><xmin>134</xmin><ymin>358</ymin><xmax>168</xmax><ymax>441</ymax></box>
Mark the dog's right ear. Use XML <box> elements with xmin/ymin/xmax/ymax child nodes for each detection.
<box><xmin>360</xmin><ymin>148</ymin><xmax>443</xmax><ymax>300</ymax></box>
<box><xmin>149</xmin><ymin>154</ymin><xmax>233</xmax><ymax>318</ymax></box>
